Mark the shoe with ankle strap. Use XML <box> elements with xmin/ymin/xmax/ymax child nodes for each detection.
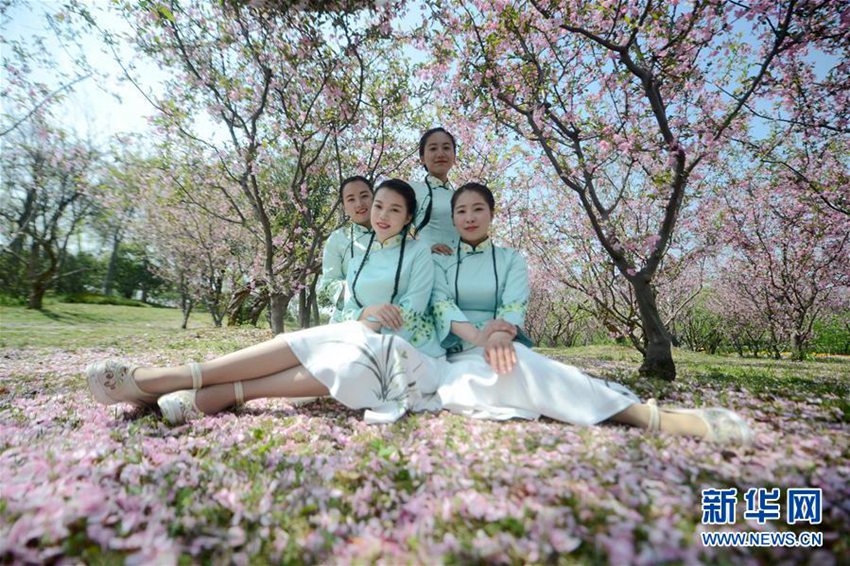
<box><xmin>646</xmin><ymin>399</ymin><xmax>753</xmax><ymax>446</ymax></box>
<box><xmin>86</xmin><ymin>360</ymin><xmax>158</xmax><ymax>408</ymax></box>
<box><xmin>158</xmin><ymin>381</ymin><xmax>244</xmax><ymax>425</ymax></box>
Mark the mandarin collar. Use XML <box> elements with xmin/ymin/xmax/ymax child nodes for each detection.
<box><xmin>459</xmin><ymin>238</ymin><xmax>493</xmax><ymax>255</ymax></box>
<box><xmin>350</xmin><ymin>222</ymin><xmax>372</xmax><ymax>236</ymax></box>
<box><xmin>371</xmin><ymin>233</ymin><xmax>405</xmax><ymax>251</ymax></box>
<box><xmin>425</xmin><ymin>174</ymin><xmax>454</xmax><ymax>191</ymax></box>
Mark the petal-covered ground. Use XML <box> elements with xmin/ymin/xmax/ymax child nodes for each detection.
<box><xmin>1</xmin><ymin>320</ymin><xmax>848</xmax><ymax>564</ymax></box>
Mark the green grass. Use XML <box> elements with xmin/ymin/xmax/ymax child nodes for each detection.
<box><xmin>0</xmin><ymin>302</ymin><xmax>215</xmax><ymax>349</ymax></box>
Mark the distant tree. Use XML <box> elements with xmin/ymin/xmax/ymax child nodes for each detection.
<box><xmin>0</xmin><ymin>117</ymin><xmax>98</xmax><ymax>308</ymax></box>
<box><xmin>112</xmin><ymin>243</ymin><xmax>168</xmax><ymax>302</ymax></box>
<box><xmin>713</xmin><ymin>164</ymin><xmax>849</xmax><ymax>360</ymax></box>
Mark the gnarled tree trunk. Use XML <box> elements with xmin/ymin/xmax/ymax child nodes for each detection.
<box><xmin>632</xmin><ymin>278</ymin><xmax>675</xmax><ymax>381</ymax></box>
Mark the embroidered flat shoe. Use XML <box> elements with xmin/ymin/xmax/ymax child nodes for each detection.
<box><xmin>647</xmin><ymin>399</ymin><xmax>753</xmax><ymax>446</ymax></box>
<box><xmin>158</xmin><ymin>390</ymin><xmax>204</xmax><ymax>426</ymax></box>
<box><xmin>86</xmin><ymin>359</ymin><xmax>158</xmax><ymax>408</ymax></box>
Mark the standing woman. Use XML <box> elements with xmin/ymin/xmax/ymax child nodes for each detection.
<box><xmin>409</xmin><ymin>127</ymin><xmax>459</xmax><ymax>255</ymax></box>
<box><xmin>431</xmin><ymin>183</ymin><xmax>753</xmax><ymax>445</ymax></box>
<box><xmin>318</xmin><ymin>175</ymin><xmax>374</xmax><ymax>322</ymax></box>
<box><xmin>86</xmin><ymin>180</ymin><xmax>444</xmax><ymax>425</ymax></box>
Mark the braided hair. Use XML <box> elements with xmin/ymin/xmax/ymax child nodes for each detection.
<box><xmin>415</xmin><ymin>127</ymin><xmax>457</xmax><ymax>234</ymax></box>
<box><xmin>340</xmin><ymin>175</ymin><xmax>374</xmax><ymax>258</ymax></box>
<box><xmin>351</xmin><ymin>179</ymin><xmax>417</xmax><ymax>308</ymax></box>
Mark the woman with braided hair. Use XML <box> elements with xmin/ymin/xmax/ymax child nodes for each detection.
<box><xmin>409</xmin><ymin>127</ymin><xmax>460</xmax><ymax>255</ymax></box>
<box><xmin>317</xmin><ymin>175</ymin><xmax>375</xmax><ymax>322</ymax></box>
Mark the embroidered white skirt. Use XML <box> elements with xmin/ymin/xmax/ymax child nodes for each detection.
<box><xmin>437</xmin><ymin>344</ymin><xmax>640</xmax><ymax>425</ymax></box>
<box><xmin>282</xmin><ymin>321</ymin><xmax>444</xmax><ymax>424</ymax></box>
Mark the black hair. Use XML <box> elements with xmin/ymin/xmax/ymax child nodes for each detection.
<box><xmin>339</xmin><ymin>175</ymin><xmax>373</xmax><ymax>199</ymax></box>
<box><xmin>351</xmin><ymin>179</ymin><xmax>417</xmax><ymax>308</ymax></box>
<box><xmin>451</xmin><ymin>182</ymin><xmax>499</xmax><ymax>318</ymax></box>
<box><xmin>414</xmin><ymin>128</ymin><xmax>456</xmax><ymax>234</ymax></box>
<box><xmin>374</xmin><ymin>178</ymin><xmax>417</xmax><ymax>220</ymax></box>
<box><xmin>451</xmin><ymin>182</ymin><xmax>495</xmax><ymax>215</ymax></box>
<box><xmin>418</xmin><ymin>127</ymin><xmax>457</xmax><ymax>164</ymax></box>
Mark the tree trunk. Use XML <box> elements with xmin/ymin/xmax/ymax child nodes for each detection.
<box><xmin>298</xmin><ymin>286</ymin><xmax>309</xmax><ymax>329</ymax></box>
<box><xmin>309</xmin><ymin>273</ymin><xmax>320</xmax><ymax>327</ymax></box>
<box><xmin>311</xmin><ymin>289</ymin><xmax>320</xmax><ymax>326</ymax></box>
<box><xmin>181</xmin><ymin>296</ymin><xmax>194</xmax><ymax>330</ymax></box>
<box><xmin>249</xmin><ymin>295</ymin><xmax>269</xmax><ymax>326</ymax></box>
<box><xmin>26</xmin><ymin>242</ymin><xmax>53</xmax><ymax>310</ymax></box>
<box><xmin>27</xmin><ymin>284</ymin><xmax>47</xmax><ymax>309</ymax></box>
<box><xmin>632</xmin><ymin>278</ymin><xmax>676</xmax><ymax>381</ymax></box>
<box><xmin>790</xmin><ymin>331</ymin><xmax>806</xmax><ymax>361</ymax></box>
<box><xmin>103</xmin><ymin>231</ymin><xmax>121</xmax><ymax>296</ymax></box>
<box><xmin>269</xmin><ymin>292</ymin><xmax>289</xmax><ymax>334</ymax></box>
<box><xmin>226</xmin><ymin>286</ymin><xmax>252</xmax><ymax>326</ymax></box>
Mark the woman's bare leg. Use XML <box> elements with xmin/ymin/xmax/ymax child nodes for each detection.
<box><xmin>194</xmin><ymin>365</ymin><xmax>328</xmax><ymax>415</ymax></box>
<box><xmin>610</xmin><ymin>404</ymin><xmax>709</xmax><ymax>437</ymax></box>
<box><xmin>133</xmin><ymin>336</ymin><xmax>299</xmax><ymax>395</ymax></box>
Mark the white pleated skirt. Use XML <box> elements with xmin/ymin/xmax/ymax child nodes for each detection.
<box><xmin>282</xmin><ymin>321</ymin><xmax>445</xmax><ymax>424</ymax></box>
<box><xmin>437</xmin><ymin>344</ymin><xmax>640</xmax><ymax>425</ymax></box>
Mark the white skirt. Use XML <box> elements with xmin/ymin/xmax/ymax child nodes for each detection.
<box><xmin>282</xmin><ymin>321</ymin><xmax>445</xmax><ymax>424</ymax></box>
<box><xmin>437</xmin><ymin>344</ymin><xmax>640</xmax><ymax>425</ymax></box>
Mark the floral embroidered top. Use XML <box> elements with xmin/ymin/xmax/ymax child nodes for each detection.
<box><xmin>410</xmin><ymin>174</ymin><xmax>459</xmax><ymax>250</ymax></box>
<box><xmin>432</xmin><ymin>238</ymin><xmax>531</xmax><ymax>353</ymax></box>
<box><xmin>318</xmin><ymin>222</ymin><xmax>373</xmax><ymax>322</ymax></box>
<box><xmin>340</xmin><ymin>235</ymin><xmax>445</xmax><ymax>358</ymax></box>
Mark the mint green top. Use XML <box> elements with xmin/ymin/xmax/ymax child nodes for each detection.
<box><xmin>432</xmin><ymin>238</ymin><xmax>529</xmax><ymax>352</ymax></box>
<box><xmin>410</xmin><ymin>174</ymin><xmax>459</xmax><ymax>250</ymax></box>
<box><xmin>319</xmin><ymin>222</ymin><xmax>373</xmax><ymax>322</ymax></box>
<box><xmin>340</xmin><ymin>235</ymin><xmax>444</xmax><ymax>357</ymax></box>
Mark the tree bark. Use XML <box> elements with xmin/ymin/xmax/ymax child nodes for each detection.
<box><xmin>298</xmin><ymin>286</ymin><xmax>309</xmax><ymax>329</ymax></box>
<box><xmin>632</xmin><ymin>277</ymin><xmax>676</xmax><ymax>381</ymax></box>
<box><xmin>311</xmin><ymin>286</ymin><xmax>320</xmax><ymax>326</ymax></box>
<box><xmin>181</xmin><ymin>296</ymin><xmax>194</xmax><ymax>330</ymax></box>
<box><xmin>102</xmin><ymin>230</ymin><xmax>121</xmax><ymax>296</ymax></box>
<box><xmin>269</xmin><ymin>292</ymin><xmax>289</xmax><ymax>334</ymax></box>
<box><xmin>25</xmin><ymin>242</ymin><xmax>55</xmax><ymax>310</ymax></box>
<box><xmin>226</xmin><ymin>286</ymin><xmax>252</xmax><ymax>326</ymax></box>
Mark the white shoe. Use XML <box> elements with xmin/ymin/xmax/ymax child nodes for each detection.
<box><xmin>647</xmin><ymin>399</ymin><xmax>753</xmax><ymax>446</ymax></box>
<box><xmin>158</xmin><ymin>390</ymin><xmax>203</xmax><ymax>425</ymax></box>
<box><xmin>86</xmin><ymin>360</ymin><xmax>157</xmax><ymax>408</ymax></box>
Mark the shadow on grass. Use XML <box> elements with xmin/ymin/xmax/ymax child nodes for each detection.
<box><xmin>37</xmin><ymin>308</ymin><xmax>106</xmax><ymax>324</ymax></box>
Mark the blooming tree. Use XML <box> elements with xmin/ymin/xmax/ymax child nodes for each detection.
<box><xmin>81</xmin><ymin>0</ymin><xmax>418</xmax><ymax>333</ymax></box>
<box><xmin>712</xmin><ymin>162</ymin><xmax>849</xmax><ymax>360</ymax></box>
<box><xmin>0</xmin><ymin>116</ymin><xmax>99</xmax><ymax>309</ymax></box>
<box><xmin>425</xmin><ymin>0</ymin><xmax>842</xmax><ymax>379</ymax></box>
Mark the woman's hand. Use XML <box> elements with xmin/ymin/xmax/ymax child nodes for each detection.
<box><xmin>360</xmin><ymin>304</ymin><xmax>404</xmax><ymax>330</ymax></box>
<box><xmin>431</xmin><ymin>243</ymin><xmax>454</xmax><ymax>255</ymax></box>
<box><xmin>481</xmin><ymin>319</ymin><xmax>517</xmax><ymax>341</ymax></box>
<box><xmin>484</xmin><ymin>331</ymin><xmax>517</xmax><ymax>374</ymax></box>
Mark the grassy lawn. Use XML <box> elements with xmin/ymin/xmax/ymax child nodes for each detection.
<box><xmin>1</xmin><ymin>303</ymin><xmax>848</xmax><ymax>563</ymax></box>
<box><xmin>0</xmin><ymin>301</ymin><xmax>213</xmax><ymax>349</ymax></box>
